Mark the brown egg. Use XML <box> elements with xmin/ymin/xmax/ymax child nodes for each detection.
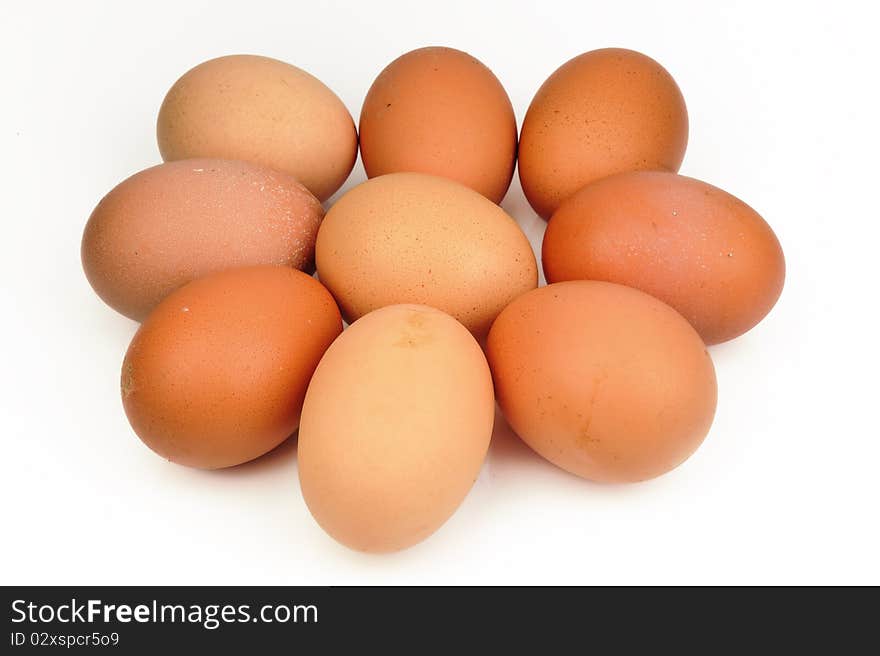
<box><xmin>82</xmin><ymin>159</ymin><xmax>324</xmax><ymax>321</ymax></box>
<box><xmin>519</xmin><ymin>48</ymin><xmax>688</xmax><ymax>219</ymax></box>
<box><xmin>157</xmin><ymin>54</ymin><xmax>357</xmax><ymax>201</ymax></box>
<box><xmin>122</xmin><ymin>266</ymin><xmax>342</xmax><ymax>469</ymax></box>
<box><xmin>486</xmin><ymin>281</ymin><xmax>717</xmax><ymax>483</ymax></box>
<box><xmin>315</xmin><ymin>173</ymin><xmax>537</xmax><ymax>338</ymax></box>
<box><xmin>359</xmin><ymin>47</ymin><xmax>517</xmax><ymax>203</ymax></box>
<box><xmin>298</xmin><ymin>304</ymin><xmax>494</xmax><ymax>552</ymax></box>
<box><xmin>543</xmin><ymin>171</ymin><xmax>786</xmax><ymax>344</ymax></box>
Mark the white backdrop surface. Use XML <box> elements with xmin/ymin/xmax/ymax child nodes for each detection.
<box><xmin>1</xmin><ymin>0</ymin><xmax>878</xmax><ymax>585</ymax></box>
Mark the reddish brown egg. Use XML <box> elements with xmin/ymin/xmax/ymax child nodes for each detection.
<box><xmin>82</xmin><ymin>159</ymin><xmax>324</xmax><ymax>321</ymax></box>
<box><xmin>487</xmin><ymin>281</ymin><xmax>717</xmax><ymax>483</ymax></box>
<box><xmin>542</xmin><ymin>171</ymin><xmax>785</xmax><ymax>344</ymax></box>
<box><xmin>518</xmin><ymin>48</ymin><xmax>688</xmax><ymax>219</ymax></box>
<box><xmin>121</xmin><ymin>266</ymin><xmax>342</xmax><ymax>469</ymax></box>
<box><xmin>359</xmin><ymin>47</ymin><xmax>517</xmax><ymax>203</ymax></box>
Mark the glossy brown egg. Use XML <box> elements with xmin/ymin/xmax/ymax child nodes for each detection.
<box><xmin>82</xmin><ymin>158</ymin><xmax>324</xmax><ymax>321</ymax></box>
<box><xmin>121</xmin><ymin>266</ymin><xmax>342</xmax><ymax>469</ymax></box>
<box><xmin>519</xmin><ymin>48</ymin><xmax>688</xmax><ymax>219</ymax></box>
<box><xmin>359</xmin><ymin>47</ymin><xmax>517</xmax><ymax>203</ymax></box>
<box><xmin>542</xmin><ymin>171</ymin><xmax>785</xmax><ymax>344</ymax></box>
<box><xmin>157</xmin><ymin>54</ymin><xmax>357</xmax><ymax>201</ymax></box>
<box><xmin>486</xmin><ymin>281</ymin><xmax>717</xmax><ymax>483</ymax></box>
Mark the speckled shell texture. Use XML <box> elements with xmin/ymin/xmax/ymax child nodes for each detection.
<box><xmin>359</xmin><ymin>47</ymin><xmax>517</xmax><ymax>203</ymax></box>
<box><xmin>315</xmin><ymin>172</ymin><xmax>537</xmax><ymax>338</ymax></box>
<box><xmin>518</xmin><ymin>48</ymin><xmax>688</xmax><ymax>219</ymax></box>
<box><xmin>542</xmin><ymin>171</ymin><xmax>785</xmax><ymax>344</ymax></box>
<box><xmin>81</xmin><ymin>158</ymin><xmax>324</xmax><ymax>321</ymax></box>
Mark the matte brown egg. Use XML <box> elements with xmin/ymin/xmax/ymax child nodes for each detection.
<box><xmin>82</xmin><ymin>158</ymin><xmax>324</xmax><ymax>321</ymax></box>
<box><xmin>298</xmin><ymin>304</ymin><xmax>495</xmax><ymax>552</ymax></box>
<box><xmin>487</xmin><ymin>281</ymin><xmax>717</xmax><ymax>483</ymax></box>
<box><xmin>315</xmin><ymin>173</ymin><xmax>537</xmax><ymax>338</ymax></box>
<box><xmin>519</xmin><ymin>48</ymin><xmax>688</xmax><ymax>219</ymax></box>
<box><xmin>157</xmin><ymin>54</ymin><xmax>357</xmax><ymax>201</ymax></box>
<box><xmin>359</xmin><ymin>46</ymin><xmax>517</xmax><ymax>203</ymax></box>
<box><xmin>542</xmin><ymin>171</ymin><xmax>785</xmax><ymax>344</ymax></box>
<box><xmin>121</xmin><ymin>266</ymin><xmax>342</xmax><ymax>469</ymax></box>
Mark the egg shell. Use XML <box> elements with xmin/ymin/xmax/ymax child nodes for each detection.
<box><xmin>359</xmin><ymin>46</ymin><xmax>517</xmax><ymax>203</ymax></box>
<box><xmin>315</xmin><ymin>172</ymin><xmax>537</xmax><ymax>338</ymax></box>
<box><xmin>486</xmin><ymin>281</ymin><xmax>717</xmax><ymax>483</ymax></box>
<box><xmin>82</xmin><ymin>158</ymin><xmax>324</xmax><ymax>321</ymax></box>
<box><xmin>298</xmin><ymin>304</ymin><xmax>495</xmax><ymax>553</ymax></box>
<box><xmin>518</xmin><ymin>48</ymin><xmax>688</xmax><ymax>219</ymax></box>
<box><xmin>157</xmin><ymin>54</ymin><xmax>357</xmax><ymax>201</ymax></box>
<box><xmin>121</xmin><ymin>266</ymin><xmax>342</xmax><ymax>469</ymax></box>
<box><xmin>542</xmin><ymin>171</ymin><xmax>786</xmax><ymax>344</ymax></box>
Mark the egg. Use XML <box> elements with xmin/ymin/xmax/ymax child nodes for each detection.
<box><xmin>82</xmin><ymin>159</ymin><xmax>324</xmax><ymax>321</ymax></box>
<box><xmin>518</xmin><ymin>48</ymin><xmax>688</xmax><ymax>219</ymax></box>
<box><xmin>542</xmin><ymin>171</ymin><xmax>785</xmax><ymax>344</ymax></box>
<box><xmin>315</xmin><ymin>172</ymin><xmax>537</xmax><ymax>338</ymax></box>
<box><xmin>298</xmin><ymin>304</ymin><xmax>494</xmax><ymax>552</ymax></box>
<box><xmin>121</xmin><ymin>266</ymin><xmax>342</xmax><ymax>469</ymax></box>
<box><xmin>157</xmin><ymin>54</ymin><xmax>357</xmax><ymax>201</ymax></box>
<box><xmin>487</xmin><ymin>281</ymin><xmax>717</xmax><ymax>483</ymax></box>
<box><xmin>359</xmin><ymin>47</ymin><xmax>517</xmax><ymax>203</ymax></box>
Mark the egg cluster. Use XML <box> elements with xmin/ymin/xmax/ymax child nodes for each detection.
<box><xmin>82</xmin><ymin>47</ymin><xmax>785</xmax><ymax>553</ymax></box>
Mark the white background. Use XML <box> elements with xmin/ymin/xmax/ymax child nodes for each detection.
<box><xmin>2</xmin><ymin>0</ymin><xmax>878</xmax><ymax>585</ymax></box>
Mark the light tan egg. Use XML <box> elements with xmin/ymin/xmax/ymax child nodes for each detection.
<box><xmin>298</xmin><ymin>304</ymin><xmax>495</xmax><ymax>552</ymax></box>
<box><xmin>157</xmin><ymin>54</ymin><xmax>357</xmax><ymax>201</ymax></box>
<box><xmin>315</xmin><ymin>173</ymin><xmax>537</xmax><ymax>338</ymax></box>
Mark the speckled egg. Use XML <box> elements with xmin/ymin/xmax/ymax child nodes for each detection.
<box><xmin>359</xmin><ymin>46</ymin><xmax>517</xmax><ymax>203</ymax></box>
<box><xmin>315</xmin><ymin>172</ymin><xmax>537</xmax><ymax>338</ymax></box>
<box><xmin>82</xmin><ymin>158</ymin><xmax>324</xmax><ymax>321</ymax></box>
<box><xmin>519</xmin><ymin>48</ymin><xmax>688</xmax><ymax>219</ymax></box>
<box><xmin>542</xmin><ymin>171</ymin><xmax>785</xmax><ymax>344</ymax></box>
